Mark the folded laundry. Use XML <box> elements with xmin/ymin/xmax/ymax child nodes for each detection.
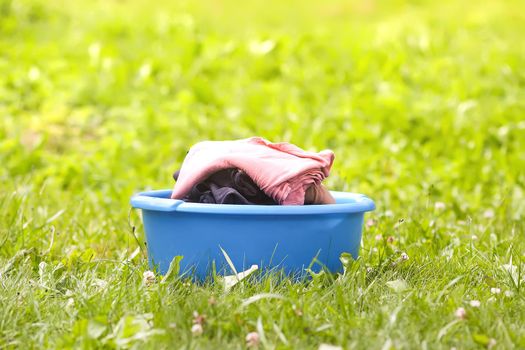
<box><xmin>171</xmin><ymin>137</ymin><xmax>335</xmax><ymax>205</ymax></box>
<box><xmin>173</xmin><ymin>168</ymin><xmax>277</xmax><ymax>205</ymax></box>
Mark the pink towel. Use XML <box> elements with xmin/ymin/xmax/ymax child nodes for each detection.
<box><xmin>171</xmin><ymin>137</ymin><xmax>335</xmax><ymax>205</ymax></box>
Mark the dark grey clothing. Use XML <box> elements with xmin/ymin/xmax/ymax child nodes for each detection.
<box><xmin>173</xmin><ymin>168</ymin><xmax>276</xmax><ymax>205</ymax></box>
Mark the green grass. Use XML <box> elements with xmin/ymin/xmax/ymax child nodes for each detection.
<box><xmin>1</xmin><ymin>0</ymin><xmax>525</xmax><ymax>348</ymax></box>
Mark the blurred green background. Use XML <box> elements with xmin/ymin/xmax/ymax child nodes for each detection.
<box><xmin>2</xmin><ymin>0</ymin><xmax>524</xmax><ymax>249</ymax></box>
<box><xmin>1</xmin><ymin>0</ymin><xmax>524</xmax><ymax>348</ymax></box>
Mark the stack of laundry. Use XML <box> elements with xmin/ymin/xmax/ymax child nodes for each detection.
<box><xmin>171</xmin><ymin>137</ymin><xmax>335</xmax><ymax>205</ymax></box>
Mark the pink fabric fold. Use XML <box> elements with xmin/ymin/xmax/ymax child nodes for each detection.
<box><xmin>171</xmin><ymin>137</ymin><xmax>335</xmax><ymax>205</ymax></box>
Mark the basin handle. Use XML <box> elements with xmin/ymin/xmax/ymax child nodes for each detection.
<box><xmin>130</xmin><ymin>195</ymin><xmax>184</xmax><ymax>212</ymax></box>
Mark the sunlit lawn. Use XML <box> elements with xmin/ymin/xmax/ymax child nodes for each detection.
<box><xmin>1</xmin><ymin>0</ymin><xmax>524</xmax><ymax>348</ymax></box>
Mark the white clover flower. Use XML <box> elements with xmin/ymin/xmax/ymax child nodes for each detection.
<box><xmin>192</xmin><ymin>311</ymin><xmax>206</xmax><ymax>325</ymax></box>
<box><xmin>93</xmin><ymin>278</ymin><xmax>108</xmax><ymax>289</ymax></box>
<box><xmin>319</xmin><ymin>344</ymin><xmax>343</xmax><ymax>350</ymax></box>
<box><xmin>488</xmin><ymin>338</ymin><xmax>497</xmax><ymax>349</ymax></box>
<box><xmin>245</xmin><ymin>331</ymin><xmax>260</xmax><ymax>348</ymax></box>
<box><xmin>66</xmin><ymin>297</ymin><xmax>75</xmax><ymax>308</ymax></box>
<box><xmin>38</xmin><ymin>261</ymin><xmax>47</xmax><ymax>273</ymax></box>
<box><xmin>471</xmin><ymin>235</ymin><xmax>478</xmax><ymax>241</ymax></box>
<box><xmin>143</xmin><ymin>270</ymin><xmax>156</xmax><ymax>286</ymax></box>
<box><xmin>483</xmin><ymin>209</ymin><xmax>495</xmax><ymax>219</ymax></box>
<box><xmin>469</xmin><ymin>300</ymin><xmax>481</xmax><ymax>307</ymax></box>
<box><xmin>28</xmin><ymin>66</ymin><xmax>41</xmax><ymax>82</ymax></box>
<box><xmin>490</xmin><ymin>287</ymin><xmax>501</xmax><ymax>294</ymax></box>
<box><xmin>455</xmin><ymin>307</ymin><xmax>467</xmax><ymax>320</ymax></box>
<box><xmin>191</xmin><ymin>323</ymin><xmax>203</xmax><ymax>336</ymax></box>
<box><xmin>434</xmin><ymin>202</ymin><xmax>446</xmax><ymax>210</ymax></box>
<box><xmin>366</xmin><ymin>219</ymin><xmax>376</xmax><ymax>228</ymax></box>
<box><xmin>375</xmin><ymin>234</ymin><xmax>383</xmax><ymax>241</ymax></box>
<box><xmin>400</xmin><ymin>252</ymin><xmax>409</xmax><ymax>261</ymax></box>
<box><xmin>504</xmin><ymin>290</ymin><xmax>514</xmax><ymax>298</ymax></box>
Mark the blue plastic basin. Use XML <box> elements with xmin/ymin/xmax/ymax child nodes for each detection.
<box><xmin>130</xmin><ymin>190</ymin><xmax>375</xmax><ymax>279</ymax></box>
